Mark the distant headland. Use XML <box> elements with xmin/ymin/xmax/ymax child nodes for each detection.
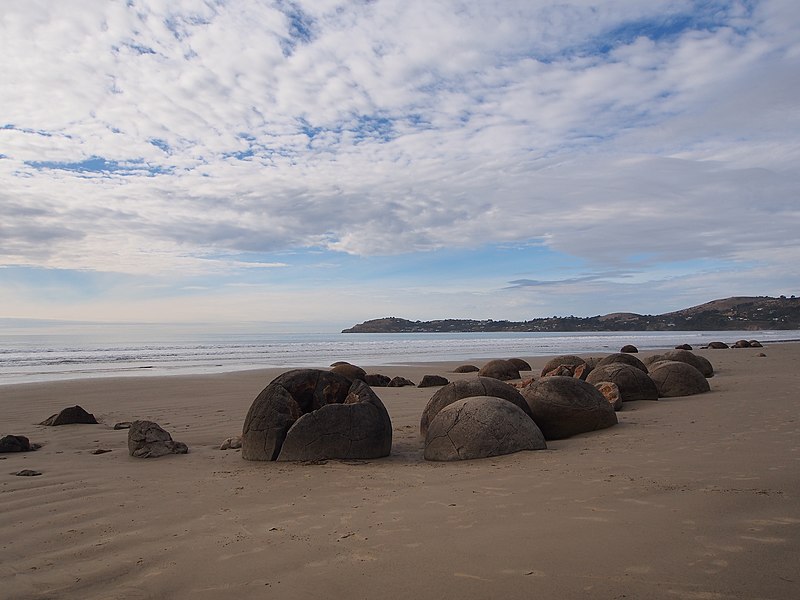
<box><xmin>342</xmin><ymin>296</ymin><xmax>800</xmax><ymax>333</ymax></box>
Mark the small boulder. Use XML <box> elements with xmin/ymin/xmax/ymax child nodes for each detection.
<box><xmin>220</xmin><ymin>436</ymin><xmax>242</xmax><ymax>450</ymax></box>
<box><xmin>732</xmin><ymin>339</ymin><xmax>751</xmax><ymax>348</ymax></box>
<box><xmin>596</xmin><ymin>353</ymin><xmax>648</xmax><ymax>373</ymax></box>
<box><xmin>707</xmin><ymin>341</ymin><xmax>729</xmax><ymax>349</ymax></box>
<box><xmin>40</xmin><ymin>405</ymin><xmax>98</xmax><ymax>426</ymax></box>
<box><xmin>648</xmin><ymin>361</ymin><xmax>710</xmax><ymax>397</ymax></box>
<box><xmin>420</xmin><ymin>377</ymin><xmax>533</xmax><ymax>437</ymax></box>
<box><xmin>424</xmin><ymin>396</ymin><xmax>546</xmax><ymax>461</ymax></box>
<box><xmin>0</xmin><ymin>435</ymin><xmax>34</xmax><ymax>453</ymax></box>
<box><xmin>128</xmin><ymin>421</ymin><xmax>188</xmax><ymax>458</ymax></box>
<box><xmin>330</xmin><ymin>363</ymin><xmax>367</xmax><ymax>382</ymax></box>
<box><xmin>15</xmin><ymin>469</ymin><xmax>42</xmax><ymax>477</ymax></box>
<box><xmin>453</xmin><ymin>364</ymin><xmax>479</xmax><ymax>373</ymax></box>
<box><xmin>520</xmin><ymin>377</ymin><xmax>618</xmax><ymax>440</ymax></box>
<box><xmin>507</xmin><ymin>358</ymin><xmax>532</xmax><ymax>372</ymax></box>
<box><xmin>620</xmin><ymin>344</ymin><xmax>638</xmax><ymax>353</ymax></box>
<box><xmin>479</xmin><ymin>359</ymin><xmax>520</xmax><ymax>381</ymax></box>
<box><xmin>593</xmin><ymin>381</ymin><xmax>623</xmax><ymax>411</ymax></box>
<box><xmin>418</xmin><ymin>375</ymin><xmax>449</xmax><ymax>388</ymax></box>
<box><xmin>365</xmin><ymin>373</ymin><xmax>391</xmax><ymax>387</ymax></box>
<box><xmin>675</xmin><ymin>344</ymin><xmax>693</xmax><ymax>350</ymax></box>
<box><xmin>540</xmin><ymin>355</ymin><xmax>586</xmax><ymax>377</ymax></box>
<box><xmin>113</xmin><ymin>422</ymin><xmax>132</xmax><ymax>430</ymax></box>
<box><xmin>748</xmin><ymin>340</ymin><xmax>763</xmax><ymax>348</ymax></box>
<box><xmin>586</xmin><ymin>363</ymin><xmax>659</xmax><ymax>401</ymax></box>
<box><xmin>388</xmin><ymin>376</ymin><xmax>415</xmax><ymax>387</ymax></box>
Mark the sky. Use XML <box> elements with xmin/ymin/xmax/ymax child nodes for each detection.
<box><xmin>1</xmin><ymin>0</ymin><xmax>799</xmax><ymax>331</ymax></box>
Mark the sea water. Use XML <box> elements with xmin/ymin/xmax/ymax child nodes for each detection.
<box><xmin>1</xmin><ymin>329</ymin><xmax>797</xmax><ymax>385</ymax></box>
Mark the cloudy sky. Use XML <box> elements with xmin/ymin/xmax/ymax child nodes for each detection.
<box><xmin>1</xmin><ymin>0</ymin><xmax>799</xmax><ymax>330</ymax></box>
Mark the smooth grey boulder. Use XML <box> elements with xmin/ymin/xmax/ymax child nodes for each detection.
<box><xmin>478</xmin><ymin>359</ymin><xmax>520</xmax><ymax>381</ymax></box>
<box><xmin>520</xmin><ymin>376</ymin><xmax>618</xmax><ymax>440</ymax></box>
<box><xmin>648</xmin><ymin>361</ymin><xmax>710</xmax><ymax>397</ymax></box>
<box><xmin>424</xmin><ymin>396</ymin><xmax>546</xmax><ymax>461</ymax></box>
<box><xmin>40</xmin><ymin>405</ymin><xmax>98</xmax><ymax>426</ymax></box>
<box><xmin>420</xmin><ymin>377</ymin><xmax>533</xmax><ymax>437</ymax></box>
<box><xmin>540</xmin><ymin>355</ymin><xmax>586</xmax><ymax>377</ymax></box>
<box><xmin>661</xmin><ymin>349</ymin><xmax>714</xmax><ymax>378</ymax></box>
<box><xmin>128</xmin><ymin>421</ymin><xmax>188</xmax><ymax>458</ymax></box>
<box><xmin>596</xmin><ymin>353</ymin><xmax>648</xmax><ymax>373</ymax></box>
<box><xmin>586</xmin><ymin>363</ymin><xmax>659</xmax><ymax>401</ymax></box>
<box><xmin>242</xmin><ymin>369</ymin><xmax>392</xmax><ymax>462</ymax></box>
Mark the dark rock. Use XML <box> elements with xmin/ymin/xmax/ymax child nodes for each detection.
<box><xmin>642</xmin><ymin>354</ymin><xmax>666</xmax><ymax>368</ymax></box>
<box><xmin>418</xmin><ymin>375</ymin><xmax>449</xmax><ymax>388</ymax></box>
<box><xmin>91</xmin><ymin>448</ymin><xmax>112</xmax><ymax>455</ymax></box>
<box><xmin>128</xmin><ymin>420</ymin><xmax>188</xmax><ymax>458</ymax></box>
<box><xmin>113</xmin><ymin>422</ymin><xmax>132</xmax><ymax>430</ymax></box>
<box><xmin>453</xmin><ymin>364</ymin><xmax>480</xmax><ymax>373</ymax></box>
<box><xmin>365</xmin><ymin>373</ymin><xmax>391</xmax><ymax>387</ymax></box>
<box><xmin>420</xmin><ymin>377</ymin><xmax>533</xmax><ymax>437</ymax></box>
<box><xmin>540</xmin><ymin>355</ymin><xmax>586</xmax><ymax>377</ymax></box>
<box><xmin>586</xmin><ymin>363</ymin><xmax>659</xmax><ymax>401</ymax></box>
<box><xmin>242</xmin><ymin>369</ymin><xmax>392</xmax><ymax>462</ymax></box>
<box><xmin>732</xmin><ymin>339</ymin><xmax>751</xmax><ymax>348</ymax></box>
<box><xmin>330</xmin><ymin>363</ymin><xmax>367</xmax><ymax>382</ymax></box>
<box><xmin>707</xmin><ymin>341</ymin><xmax>729</xmax><ymax>349</ymax></box>
<box><xmin>15</xmin><ymin>469</ymin><xmax>42</xmax><ymax>476</ymax></box>
<box><xmin>388</xmin><ymin>376</ymin><xmax>415</xmax><ymax>387</ymax></box>
<box><xmin>521</xmin><ymin>377</ymin><xmax>618</xmax><ymax>440</ymax></box>
<box><xmin>675</xmin><ymin>344</ymin><xmax>693</xmax><ymax>350</ymax></box>
<box><xmin>424</xmin><ymin>396</ymin><xmax>546</xmax><ymax>461</ymax></box>
<box><xmin>507</xmin><ymin>358</ymin><xmax>532</xmax><ymax>372</ymax></box>
<box><xmin>596</xmin><ymin>353</ymin><xmax>648</xmax><ymax>373</ymax></box>
<box><xmin>620</xmin><ymin>344</ymin><xmax>638</xmax><ymax>353</ymax></box>
<box><xmin>40</xmin><ymin>405</ymin><xmax>98</xmax><ymax>426</ymax></box>
<box><xmin>0</xmin><ymin>435</ymin><xmax>33</xmax><ymax>453</ymax></box>
<box><xmin>478</xmin><ymin>359</ymin><xmax>520</xmax><ymax>381</ymax></box>
<box><xmin>648</xmin><ymin>361</ymin><xmax>710</xmax><ymax>397</ymax></box>
<box><xmin>748</xmin><ymin>340</ymin><xmax>763</xmax><ymax>348</ymax></box>
<box><xmin>661</xmin><ymin>349</ymin><xmax>714</xmax><ymax>378</ymax></box>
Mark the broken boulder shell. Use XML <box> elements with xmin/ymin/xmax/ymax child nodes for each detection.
<box><xmin>423</xmin><ymin>396</ymin><xmax>546</xmax><ymax>461</ymax></box>
<box><xmin>540</xmin><ymin>355</ymin><xmax>586</xmax><ymax>377</ymax></box>
<box><xmin>242</xmin><ymin>369</ymin><xmax>392</xmax><ymax>462</ymax></box>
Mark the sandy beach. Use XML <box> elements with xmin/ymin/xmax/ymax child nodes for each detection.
<box><xmin>1</xmin><ymin>344</ymin><xmax>798</xmax><ymax>600</ymax></box>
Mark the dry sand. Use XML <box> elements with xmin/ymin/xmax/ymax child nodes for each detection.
<box><xmin>1</xmin><ymin>344</ymin><xmax>799</xmax><ymax>599</ymax></box>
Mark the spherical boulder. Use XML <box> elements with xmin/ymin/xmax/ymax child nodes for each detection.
<box><xmin>620</xmin><ymin>344</ymin><xmax>638</xmax><ymax>353</ymax></box>
<box><xmin>418</xmin><ymin>374</ymin><xmax>449</xmax><ymax>388</ymax></box>
<box><xmin>242</xmin><ymin>369</ymin><xmax>392</xmax><ymax>462</ymax></box>
<box><xmin>586</xmin><ymin>363</ymin><xmax>659</xmax><ymax>401</ymax></box>
<box><xmin>540</xmin><ymin>355</ymin><xmax>586</xmax><ymax>377</ymax></box>
<box><xmin>420</xmin><ymin>377</ymin><xmax>533</xmax><ymax>437</ymax></box>
<box><xmin>507</xmin><ymin>358</ymin><xmax>532</xmax><ymax>372</ymax></box>
<box><xmin>748</xmin><ymin>340</ymin><xmax>763</xmax><ymax>348</ymax></box>
<box><xmin>661</xmin><ymin>349</ymin><xmax>714</xmax><ymax>378</ymax></box>
<box><xmin>520</xmin><ymin>377</ymin><xmax>618</xmax><ymax>440</ymax></box>
<box><xmin>732</xmin><ymin>339</ymin><xmax>751</xmax><ymax>348</ymax></box>
<box><xmin>330</xmin><ymin>363</ymin><xmax>367</xmax><ymax>382</ymax></box>
<box><xmin>642</xmin><ymin>354</ymin><xmax>666</xmax><ymax>368</ymax></box>
<box><xmin>478</xmin><ymin>359</ymin><xmax>520</xmax><ymax>381</ymax></box>
<box><xmin>596</xmin><ymin>353</ymin><xmax>648</xmax><ymax>372</ymax></box>
<box><xmin>675</xmin><ymin>344</ymin><xmax>693</xmax><ymax>351</ymax></box>
<box><xmin>423</xmin><ymin>396</ymin><xmax>546</xmax><ymax>461</ymax></box>
<box><xmin>648</xmin><ymin>360</ymin><xmax>710</xmax><ymax>397</ymax></box>
<box><xmin>707</xmin><ymin>341</ymin><xmax>729</xmax><ymax>349</ymax></box>
<box><xmin>453</xmin><ymin>364</ymin><xmax>479</xmax><ymax>373</ymax></box>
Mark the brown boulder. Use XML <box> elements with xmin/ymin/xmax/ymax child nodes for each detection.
<box><xmin>586</xmin><ymin>363</ymin><xmax>659</xmax><ymax>401</ymax></box>
<box><xmin>732</xmin><ymin>339</ymin><xmax>751</xmax><ymax>348</ymax></box>
<box><xmin>749</xmin><ymin>340</ymin><xmax>763</xmax><ymax>348</ymax></box>
<box><xmin>40</xmin><ymin>405</ymin><xmax>98</xmax><ymax>426</ymax></box>
<box><xmin>388</xmin><ymin>376</ymin><xmax>415</xmax><ymax>387</ymax></box>
<box><xmin>420</xmin><ymin>377</ymin><xmax>533</xmax><ymax>437</ymax></box>
<box><xmin>418</xmin><ymin>375</ymin><xmax>449</xmax><ymax>388</ymax></box>
<box><xmin>242</xmin><ymin>369</ymin><xmax>392</xmax><ymax>462</ymax></box>
<box><xmin>596</xmin><ymin>353</ymin><xmax>648</xmax><ymax>372</ymax></box>
<box><xmin>661</xmin><ymin>349</ymin><xmax>714</xmax><ymax>378</ymax></box>
<box><xmin>478</xmin><ymin>359</ymin><xmax>520</xmax><ymax>381</ymax></box>
<box><xmin>423</xmin><ymin>396</ymin><xmax>546</xmax><ymax>461</ymax></box>
<box><xmin>330</xmin><ymin>363</ymin><xmax>367</xmax><ymax>382</ymax></box>
<box><xmin>0</xmin><ymin>435</ymin><xmax>36</xmax><ymax>453</ymax></box>
<box><xmin>540</xmin><ymin>355</ymin><xmax>586</xmax><ymax>377</ymax></box>
<box><xmin>648</xmin><ymin>361</ymin><xmax>710</xmax><ymax>397</ymax></box>
<box><xmin>620</xmin><ymin>344</ymin><xmax>638</xmax><ymax>353</ymax></box>
<box><xmin>128</xmin><ymin>421</ymin><xmax>188</xmax><ymax>458</ymax></box>
<box><xmin>675</xmin><ymin>344</ymin><xmax>693</xmax><ymax>350</ymax></box>
<box><xmin>365</xmin><ymin>373</ymin><xmax>391</xmax><ymax>387</ymax></box>
<box><xmin>507</xmin><ymin>358</ymin><xmax>532</xmax><ymax>372</ymax></box>
<box><xmin>707</xmin><ymin>341</ymin><xmax>729</xmax><ymax>349</ymax></box>
<box><xmin>453</xmin><ymin>364</ymin><xmax>479</xmax><ymax>373</ymax></box>
<box><xmin>520</xmin><ymin>376</ymin><xmax>618</xmax><ymax>440</ymax></box>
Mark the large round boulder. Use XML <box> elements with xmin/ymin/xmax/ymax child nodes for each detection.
<box><xmin>540</xmin><ymin>355</ymin><xmax>586</xmax><ymax>377</ymax></box>
<box><xmin>661</xmin><ymin>349</ymin><xmax>714</xmax><ymax>378</ymax></box>
<box><xmin>423</xmin><ymin>396</ymin><xmax>546</xmax><ymax>461</ymax></box>
<box><xmin>520</xmin><ymin>377</ymin><xmax>618</xmax><ymax>440</ymax></box>
<box><xmin>242</xmin><ymin>369</ymin><xmax>392</xmax><ymax>461</ymax></box>
<box><xmin>586</xmin><ymin>363</ymin><xmax>659</xmax><ymax>401</ymax></box>
<box><xmin>620</xmin><ymin>344</ymin><xmax>638</xmax><ymax>353</ymax></box>
<box><xmin>648</xmin><ymin>361</ymin><xmax>710</xmax><ymax>397</ymax></box>
<box><xmin>478</xmin><ymin>359</ymin><xmax>520</xmax><ymax>381</ymax></box>
<box><xmin>330</xmin><ymin>363</ymin><xmax>367</xmax><ymax>382</ymax></box>
<box><xmin>507</xmin><ymin>358</ymin><xmax>532</xmax><ymax>372</ymax></box>
<box><xmin>596</xmin><ymin>353</ymin><xmax>648</xmax><ymax>372</ymax></box>
<box><xmin>420</xmin><ymin>377</ymin><xmax>532</xmax><ymax>437</ymax></box>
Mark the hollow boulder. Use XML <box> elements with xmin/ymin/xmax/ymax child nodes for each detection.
<box><xmin>648</xmin><ymin>361</ymin><xmax>710</xmax><ymax>397</ymax></box>
<box><xmin>242</xmin><ymin>369</ymin><xmax>392</xmax><ymax>462</ymax></box>
<box><xmin>420</xmin><ymin>376</ymin><xmax>533</xmax><ymax>437</ymax></box>
<box><xmin>478</xmin><ymin>359</ymin><xmax>520</xmax><ymax>381</ymax></box>
<box><xmin>423</xmin><ymin>396</ymin><xmax>546</xmax><ymax>461</ymax></box>
<box><xmin>520</xmin><ymin>376</ymin><xmax>618</xmax><ymax>440</ymax></box>
<box><xmin>586</xmin><ymin>363</ymin><xmax>659</xmax><ymax>401</ymax></box>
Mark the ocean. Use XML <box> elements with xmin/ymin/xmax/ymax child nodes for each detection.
<box><xmin>1</xmin><ymin>328</ymin><xmax>797</xmax><ymax>386</ymax></box>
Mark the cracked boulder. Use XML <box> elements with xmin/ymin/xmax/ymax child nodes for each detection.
<box><xmin>520</xmin><ymin>376</ymin><xmax>618</xmax><ymax>440</ymax></box>
<box><xmin>423</xmin><ymin>396</ymin><xmax>546</xmax><ymax>461</ymax></box>
<box><xmin>596</xmin><ymin>353</ymin><xmax>648</xmax><ymax>373</ymax></box>
<box><xmin>420</xmin><ymin>377</ymin><xmax>533</xmax><ymax>437</ymax></box>
<box><xmin>660</xmin><ymin>349</ymin><xmax>714</xmax><ymax>378</ymax></box>
<box><xmin>586</xmin><ymin>363</ymin><xmax>659</xmax><ymax>402</ymax></box>
<box><xmin>540</xmin><ymin>355</ymin><xmax>586</xmax><ymax>377</ymax></box>
<box><xmin>128</xmin><ymin>421</ymin><xmax>188</xmax><ymax>458</ymax></box>
<box><xmin>647</xmin><ymin>361</ymin><xmax>710</xmax><ymax>397</ymax></box>
<box><xmin>478</xmin><ymin>359</ymin><xmax>520</xmax><ymax>381</ymax></box>
<box><xmin>242</xmin><ymin>369</ymin><xmax>392</xmax><ymax>462</ymax></box>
